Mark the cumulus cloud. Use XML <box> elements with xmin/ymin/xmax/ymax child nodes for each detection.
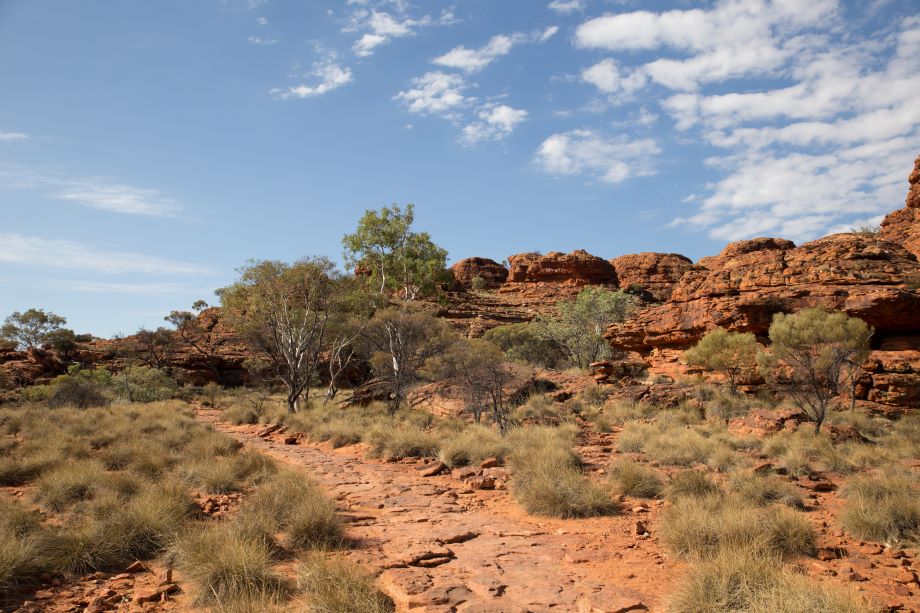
<box><xmin>346</xmin><ymin>6</ymin><xmax>456</xmax><ymax>57</ymax></box>
<box><xmin>433</xmin><ymin>27</ymin><xmax>558</xmax><ymax>73</ymax></box>
<box><xmin>572</xmin><ymin>1</ymin><xmax>920</xmax><ymax>240</ymax></box>
<box><xmin>534</xmin><ymin>129</ymin><xmax>660</xmax><ymax>184</ymax></box>
<box><xmin>271</xmin><ymin>58</ymin><xmax>353</xmax><ymax>99</ymax></box>
<box><xmin>247</xmin><ymin>36</ymin><xmax>277</xmax><ymax>45</ymax></box>
<box><xmin>0</xmin><ymin>233</ymin><xmax>210</xmax><ymax>276</ymax></box>
<box><xmin>461</xmin><ymin>104</ymin><xmax>529</xmax><ymax>145</ymax></box>
<box><xmin>393</xmin><ymin>71</ymin><xmax>469</xmax><ymax>116</ymax></box>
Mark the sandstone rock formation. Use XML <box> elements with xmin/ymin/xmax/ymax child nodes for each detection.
<box><xmin>606</xmin><ymin>230</ymin><xmax>920</xmax><ymax>407</ymax></box>
<box><xmin>610</xmin><ymin>252</ymin><xmax>694</xmax><ymax>302</ymax></box>
<box><xmin>449</xmin><ymin>257</ymin><xmax>508</xmax><ymax>289</ymax></box>
<box><xmin>881</xmin><ymin>153</ymin><xmax>920</xmax><ymax>258</ymax></box>
<box><xmin>505</xmin><ymin>250</ymin><xmax>617</xmax><ymax>285</ymax></box>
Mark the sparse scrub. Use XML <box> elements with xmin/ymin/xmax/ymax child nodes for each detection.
<box><xmin>509</xmin><ymin>425</ymin><xmax>618</xmax><ymax>518</ymax></box>
<box><xmin>365</xmin><ymin>423</ymin><xmax>440</xmax><ymax>460</ymax></box>
<box><xmin>513</xmin><ymin>394</ymin><xmax>572</xmax><ymax>425</ymax></box>
<box><xmin>729</xmin><ymin>474</ymin><xmax>804</xmax><ymax>509</ymax></box>
<box><xmin>300</xmin><ymin>553</ymin><xmax>394</xmax><ymax>613</ymax></box>
<box><xmin>175</xmin><ymin>522</ymin><xmax>289</xmax><ymax>606</ymax></box>
<box><xmin>841</xmin><ymin>469</ymin><xmax>920</xmax><ymax>546</ymax></box>
<box><xmin>608</xmin><ymin>459</ymin><xmax>663</xmax><ymax>498</ymax></box>
<box><xmin>438</xmin><ymin>424</ymin><xmax>508</xmax><ymax>468</ymax></box>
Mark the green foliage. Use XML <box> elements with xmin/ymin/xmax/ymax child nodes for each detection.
<box><xmin>438</xmin><ymin>337</ymin><xmax>514</xmax><ymax>432</ymax></box>
<box><xmin>364</xmin><ymin>304</ymin><xmax>457</xmax><ymax>413</ymax></box>
<box><xmin>481</xmin><ymin>322</ymin><xmax>567</xmax><ymax>369</ymax></box>
<box><xmin>342</xmin><ymin>203</ymin><xmax>448</xmax><ymax>301</ymax></box>
<box><xmin>534</xmin><ymin>286</ymin><xmax>636</xmax><ymax>369</ymax></box>
<box><xmin>219</xmin><ymin>258</ymin><xmax>340</xmax><ymax>412</ymax></box>
<box><xmin>470</xmin><ymin>275</ymin><xmax>487</xmax><ymax>290</ymax></box>
<box><xmin>1</xmin><ymin>308</ymin><xmax>67</xmax><ymax>350</ymax></box>
<box><xmin>762</xmin><ymin>308</ymin><xmax>873</xmax><ymax>433</ymax></box>
<box><xmin>111</xmin><ymin>365</ymin><xmax>178</xmax><ymax>402</ymax></box>
<box><xmin>684</xmin><ymin>329</ymin><xmax>760</xmax><ymax>394</ymax></box>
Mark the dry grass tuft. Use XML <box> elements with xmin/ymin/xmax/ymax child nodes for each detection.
<box><xmin>841</xmin><ymin>469</ymin><xmax>920</xmax><ymax>546</ymax></box>
<box><xmin>299</xmin><ymin>553</ymin><xmax>394</xmax><ymax>613</ymax></box>
<box><xmin>608</xmin><ymin>459</ymin><xmax>663</xmax><ymax>498</ymax></box>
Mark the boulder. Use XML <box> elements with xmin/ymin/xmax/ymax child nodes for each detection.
<box><xmin>881</xmin><ymin>154</ymin><xmax>920</xmax><ymax>258</ymax></box>
<box><xmin>450</xmin><ymin>257</ymin><xmax>508</xmax><ymax>289</ymax></box>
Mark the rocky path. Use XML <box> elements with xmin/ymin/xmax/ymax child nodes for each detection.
<box><xmin>197</xmin><ymin>409</ymin><xmax>670</xmax><ymax>613</ymax></box>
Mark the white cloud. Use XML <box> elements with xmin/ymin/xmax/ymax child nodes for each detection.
<box><xmin>0</xmin><ymin>163</ymin><xmax>182</xmax><ymax>217</ymax></box>
<box><xmin>575</xmin><ymin>0</ymin><xmax>839</xmax><ymax>91</ymax></box>
<box><xmin>0</xmin><ymin>132</ymin><xmax>28</xmax><ymax>142</ymax></box>
<box><xmin>393</xmin><ymin>71</ymin><xmax>469</xmax><ymax>116</ymax></box>
<box><xmin>55</xmin><ymin>182</ymin><xmax>181</xmax><ymax>216</ymax></box>
<box><xmin>534</xmin><ymin>129</ymin><xmax>660</xmax><ymax>184</ymax></box>
<box><xmin>256</xmin><ymin>16</ymin><xmax>267</xmax><ymax>25</ymax></box>
<box><xmin>0</xmin><ymin>233</ymin><xmax>211</xmax><ymax>276</ymax></box>
<box><xmin>247</xmin><ymin>36</ymin><xmax>278</xmax><ymax>45</ymax></box>
<box><xmin>548</xmin><ymin>0</ymin><xmax>583</xmax><ymax>14</ymax></box>
<box><xmin>462</xmin><ymin>104</ymin><xmax>529</xmax><ymax>144</ymax></box>
<box><xmin>57</xmin><ymin>280</ymin><xmax>198</xmax><ymax>295</ymax></box>
<box><xmin>433</xmin><ymin>28</ymin><xmax>558</xmax><ymax>73</ymax></box>
<box><xmin>271</xmin><ymin>59</ymin><xmax>353</xmax><ymax>99</ymax></box>
<box><xmin>347</xmin><ymin>7</ymin><xmax>456</xmax><ymax>57</ymax></box>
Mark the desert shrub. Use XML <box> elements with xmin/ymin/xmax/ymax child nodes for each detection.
<box><xmin>763</xmin><ymin>506</ymin><xmax>817</xmax><ymax>558</ymax></box>
<box><xmin>482</xmin><ymin>322</ymin><xmax>567</xmax><ymax>369</ymax></box>
<box><xmin>513</xmin><ymin>394</ymin><xmax>572</xmax><ymax>425</ymax></box>
<box><xmin>300</xmin><ymin>553</ymin><xmax>394</xmax><ymax>613</ymax></box>
<box><xmin>729</xmin><ymin>474</ymin><xmax>804</xmax><ymax>509</ymax></box>
<box><xmin>662</xmin><ymin>494</ymin><xmax>817</xmax><ymax>561</ymax></box>
<box><xmin>704</xmin><ymin>389</ymin><xmax>762</xmax><ymax>421</ymax></box>
<box><xmin>671</xmin><ymin>547</ymin><xmax>867</xmax><ymax>613</ymax></box>
<box><xmin>365</xmin><ymin>423</ymin><xmax>440</xmax><ymax>460</ymax></box>
<box><xmin>0</xmin><ymin>501</ymin><xmax>45</xmax><ymax>592</ymax></box>
<box><xmin>241</xmin><ymin>473</ymin><xmax>346</xmax><ymax>551</ymax></box>
<box><xmin>684</xmin><ymin>329</ymin><xmax>760</xmax><ymax>395</ymax></box>
<box><xmin>670</xmin><ymin>547</ymin><xmax>782</xmax><ymax>613</ymax></box>
<box><xmin>310</xmin><ymin>417</ymin><xmax>365</xmax><ymax>448</ymax></box>
<box><xmin>470</xmin><ymin>275</ymin><xmax>487</xmax><ymax>291</ymax></box>
<box><xmin>841</xmin><ymin>470</ymin><xmax>920</xmax><ymax>546</ymax></box>
<box><xmin>47</xmin><ymin>375</ymin><xmax>109</xmax><ymax>409</ymax></box>
<box><xmin>509</xmin><ymin>425</ymin><xmax>617</xmax><ymax>518</ymax></box>
<box><xmin>616</xmin><ymin>421</ymin><xmax>655</xmax><ymax>453</ymax></box>
<box><xmin>32</xmin><ymin>460</ymin><xmax>107</xmax><ymax>511</ymax></box>
<box><xmin>608</xmin><ymin>459</ymin><xmax>662</xmax><ymax>498</ymax></box>
<box><xmin>642</xmin><ymin>427</ymin><xmax>732</xmax><ymax>467</ymax></box>
<box><xmin>111</xmin><ymin>365</ymin><xmax>178</xmax><ymax>403</ymax></box>
<box><xmin>665</xmin><ymin>471</ymin><xmax>721</xmax><ymax>503</ymax></box>
<box><xmin>175</xmin><ymin>522</ymin><xmax>288</xmax><ymax>605</ymax></box>
<box><xmin>580</xmin><ymin>384</ymin><xmax>609</xmax><ymax>407</ymax></box>
<box><xmin>438</xmin><ymin>425</ymin><xmax>508</xmax><ymax>468</ymax></box>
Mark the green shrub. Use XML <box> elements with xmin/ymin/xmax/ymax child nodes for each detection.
<box><xmin>482</xmin><ymin>323</ymin><xmax>567</xmax><ymax>369</ymax></box>
<box><xmin>111</xmin><ymin>366</ymin><xmax>178</xmax><ymax>403</ymax></box>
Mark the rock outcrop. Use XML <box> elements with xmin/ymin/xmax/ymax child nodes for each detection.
<box><xmin>881</xmin><ymin>154</ymin><xmax>920</xmax><ymax>258</ymax></box>
<box><xmin>606</xmin><ymin>230</ymin><xmax>920</xmax><ymax>407</ymax></box>
<box><xmin>505</xmin><ymin>250</ymin><xmax>617</xmax><ymax>285</ymax></box>
<box><xmin>450</xmin><ymin>257</ymin><xmax>508</xmax><ymax>289</ymax></box>
<box><xmin>610</xmin><ymin>252</ymin><xmax>694</xmax><ymax>302</ymax></box>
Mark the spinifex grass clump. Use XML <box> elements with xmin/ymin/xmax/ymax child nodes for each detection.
<box><xmin>508</xmin><ymin>425</ymin><xmax>618</xmax><ymax>518</ymax></box>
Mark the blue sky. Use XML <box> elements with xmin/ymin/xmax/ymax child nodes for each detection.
<box><xmin>1</xmin><ymin>0</ymin><xmax>918</xmax><ymax>336</ymax></box>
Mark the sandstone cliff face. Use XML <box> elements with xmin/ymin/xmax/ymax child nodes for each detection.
<box><xmin>450</xmin><ymin>257</ymin><xmax>508</xmax><ymax>289</ymax></box>
<box><xmin>606</xmin><ymin>232</ymin><xmax>920</xmax><ymax>407</ymax></box>
<box><xmin>881</xmin><ymin>154</ymin><xmax>920</xmax><ymax>258</ymax></box>
<box><xmin>610</xmin><ymin>252</ymin><xmax>694</xmax><ymax>302</ymax></box>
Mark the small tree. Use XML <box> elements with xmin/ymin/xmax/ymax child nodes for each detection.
<box><xmin>362</xmin><ymin>305</ymin><xmax>455</xmax><ymax>413</ymax></box>
<box><xmin>683</xmin><ymin>328</ymin><xmax>760</xmax><ymax>395</ymax></box>
<box><xmin>440</xmin><ymin>338</ymin><xmax>515</xmax><ymax>434</ymax></box>
<box><xmin>1</xmin><ymin>309</ymin><xmax>67</xmax><ymax>350</ymax></box>
<box><xmin>761</xmin><ymin>308</ymin><xmax>872</xmax><ymax>434</ymax></box>
<box><xmin>534</xmin><ymin>287</ymin><xmax>636</xmax><ymax>369</ymax></box>
<box><xmin>482</xmin><ymin>323</ymin><xmax>567</xmax><ymax>369</ymax></box>
<box><xmin>219</xmin><ymin>258</ymin><xmax>338</xmax><ymax>413</ymax></box>
<box><xmin>130</xmin><ymin>327</ymin><xmax>178</xmax><ymax>370</ymax></box>
<box><xmin>165</xmin><ymin>305</ymin><xmax>230</xmax><ymax>383</ymax></box>
<box><xmin>342</xmin><ymin>203</ymin><xmax>448</xmax><ymax>301</ymax></box>
<box><xmin>324</xmin><ymin>277</ymin><xmax>378</xmax><ymax>403</ymax></box>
